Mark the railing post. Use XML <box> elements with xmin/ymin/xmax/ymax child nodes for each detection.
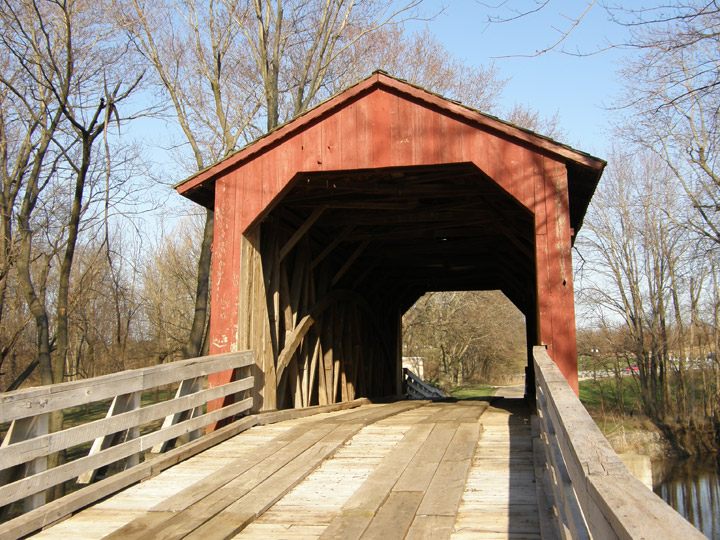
<box><xmin>77</xmin><ymin>391</ymin><xmax>141</xmax><ymax>484</ymax></box>
<box><xmin>151</xmin><ymin>376</ymin><xmax>204</xmax><ymax>454</ymax></box>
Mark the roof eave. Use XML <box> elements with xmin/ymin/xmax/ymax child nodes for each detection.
<box><xmin>174</xmin><ymin>71</ymin><xmax>606</xmax><ymax>206</ymax></box>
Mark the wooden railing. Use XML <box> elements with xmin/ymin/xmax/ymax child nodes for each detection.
<box><xmin>0</xmin><ymin>351</ymin><xmax>254</xmax><ymax>535</ymax></box>
<box><xmin>403</xmin><ymin>368</ymin><xmax>446</xmax><ymax>399</ymax></box>
<box><xmin>533</xmin><ymin>346</ymin><xmax>706</xmax><ymax>540</ymax></box>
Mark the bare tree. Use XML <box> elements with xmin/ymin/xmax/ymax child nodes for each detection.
<box><xmin>403</xmin><ymin>290</ymin><xmax>526</xmax><ymax>388</ymax></box>
<box><xmin>328</xmin><ymin>25</ymin><xmax>506</xmax><ymax>113</ymax></box>
<box><xmin>118</xmin><ymin>0</ymin><xmax>264</xmax><ymax>359</ymax></box>
<box><xmin>0</xmin><ymin>0</ymin><xmax>69</xmax><ymax>384</ymax></box>
<box><xmin>230</xmin><ymin>0</ymin><xmax>428</xmax><ymax>131</ymax></box>
<box><xmin>139</xmin><ymin>216</ymin><xmax>206</xmax><ymax>363</ymax></box>
<box><xmin>482</xmin><ymin>0</ymin><xmax>599</xmax><ymax>57</ymax></box>
<box><xmin>2</xmin><ymin>0</ymin><xmax>141</xmax><ymax>387</ymax></box>
<box><xmin>576</xmin><ymin>146</ymin><xmax>720</xmax><ymax>448</ymax></box>
<box><xmin>616</xmin><ymin>5</ymin><xmax>720</xmax><ymax>251</ymax></box>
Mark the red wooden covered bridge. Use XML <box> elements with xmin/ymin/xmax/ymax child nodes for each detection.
<box><xmin>176</xmin><ymin>71</ymin><xmax>603</xmax><ymax>410</ymax></box>
<box><xmin>1</xmin><ymin>72</ymin><xmax>708</xmax><ymax>540</ymax></box>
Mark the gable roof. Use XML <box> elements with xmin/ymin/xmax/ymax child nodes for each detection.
<box><xmin>175</xmin><ymin>72</ymin><xmax>605</xmax><ymax>229</ymax></box>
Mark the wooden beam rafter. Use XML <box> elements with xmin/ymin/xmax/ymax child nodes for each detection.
<box><xmin>310</xmin><ymin>225</ymin><xmax>355</xmax><ymax>270</ymax></box>
<box><xmin>331</xmin><ymin>240</ymin><xmax>370</xmax><ymax>286</ymax></box>
<box><xmin>279</xmin><ymin>207</ymin><xmax>325</xmax><ymax>261</ymax></box>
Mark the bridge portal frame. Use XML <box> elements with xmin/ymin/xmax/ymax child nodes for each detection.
<box><xmin>176</xmin><ymin>72</ymin><xmax>605</xmax><ymax>412</ymax></box>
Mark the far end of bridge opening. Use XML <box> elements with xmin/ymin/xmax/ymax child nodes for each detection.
<box><xmin>401</xmin><ymin>289</ymin><xmax>528</xmax><ymax>401</ymax></box>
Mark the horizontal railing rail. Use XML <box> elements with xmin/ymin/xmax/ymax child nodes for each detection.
<box><xmin>533</xmin><ymin>346</ymin><xmax>705</xmax><ymax>540</ymax></box>
<box><xmin>0</xmin><ymin>350</ymin><xmax>254</xmax><ymax>531</ymax></box>
<box><xmin>403</xmin><ymin>368</ymin><xmax>446</xmax><ymax>399</ymax></box>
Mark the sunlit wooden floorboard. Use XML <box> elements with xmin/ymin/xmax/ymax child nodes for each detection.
<box><xmin>30</xmin><ymin>399</ymin><xmax>540</xmax><ymax>540</ymax></box>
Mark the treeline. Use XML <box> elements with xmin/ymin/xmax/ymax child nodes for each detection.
<box><xmin>1</xmin><ymin>0</ymin><xmax>566</xmax><ymax>394</ymax></box>
<box><xmin>0</xmin><ymin>217</ymin><xmax>204</xmax><ymax>391</ymax></box>
<box><xmin>575</xmin><ymin>3</ymin><xmax>720</xmax><ymax>454</ymax></box>
<box><xmin>403</xmin><ymin>291</ymin><xmax>527</xmax><ymax>389</ymax></box>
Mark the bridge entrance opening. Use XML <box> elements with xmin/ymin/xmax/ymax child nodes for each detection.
<box><xmin>234</xmin><ymin>161</ymin><xmax>541</xmax><ymax>410</ymax></box>
<box><xmin>402</xmin><ymin>290</ymin><xmax>527</xmax><ymax>395</ymax></box>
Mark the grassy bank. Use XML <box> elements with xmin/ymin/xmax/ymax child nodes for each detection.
<box><xmin>579</xmin><ymin>376</ymin><xmax>643</xmax><ymax>413</ymax></box>
<box><xmin>579</xmin><ymin>377</ymin><xmax>669</xmax><ymax>456</ymax></box>
<box><xmin>449</xmin><ymin>383</ymin><xmax>496</xmax><ymax>399</ymax></box>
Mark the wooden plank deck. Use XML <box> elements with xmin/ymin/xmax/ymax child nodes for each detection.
<box><xmin>30</xmin><ymin>399</ymin><xmax>539</xmax><ymax>540</ymax></box>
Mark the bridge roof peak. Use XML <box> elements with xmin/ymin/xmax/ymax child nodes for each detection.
<box><xmin>175</xmin><ymin>71</ymin><xmax>605</xmax><ymax>223</ymax></box>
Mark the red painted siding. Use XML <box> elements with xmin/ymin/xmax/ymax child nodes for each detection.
<box><xmin>196</xmin><ymin>78</ymin><xmax>600</xmax><ymax>394</ymax></box>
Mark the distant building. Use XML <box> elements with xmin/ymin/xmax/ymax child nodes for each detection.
<box><xmin>402</xmin><ymin>357</ymin><xmax>424</xmax><ymax>379</ymax></box>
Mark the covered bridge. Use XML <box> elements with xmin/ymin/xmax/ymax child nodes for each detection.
<box><xmin>175</xmin><ymin>72</ymin><xmax>605</xmax><ymax>412</ymax></box>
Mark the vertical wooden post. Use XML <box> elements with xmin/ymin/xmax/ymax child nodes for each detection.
<box><xmin>257</xmin><ymin>236</ymin><xmax>277</xmax><ymax>410</ymax></box>
<box><xmin>395</xmin><ymin>307</ymin><xmax>403</xmax><ymax>396</ymax></box>
<box><xmin>150</xmin><ymin>376</ymin><xmax>203</xmax><ymax>455</ymax></box>
<box><xmin>525</xmin><ymin>299</ymin><xmax>538</xmax><ymax>404</ymax></box>
<box><xmin>323</xmin><ymin>306</ymin><xmax>334</xmax><ymax>404</ymax></box>
<box><xmin>308</xmin><ymin>334</ymin><xmax>321</xmax><ymax>405</ymax></box>
<box><xmin>237</xmin><ymin>229</ymin><xmax>263</xmax><ymax>412</ymax></box>
<box><xmin>79</xmin><ymin>391</ymin><xmax>141</xmax><ymax>483</ymax></box>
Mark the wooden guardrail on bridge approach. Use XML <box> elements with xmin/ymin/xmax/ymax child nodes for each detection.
<box><xmin>0</xmin><ymin>351</ymin><xmax>254</xmax><ymax>537</ymax></box>
<box><xmin>533</xmin><ymin>345</ymin><xmax>706</xmax><ymax>540</ymax></box>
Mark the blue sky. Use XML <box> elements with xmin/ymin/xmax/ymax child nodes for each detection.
<box><xmin>408</xmin><ymin>0</ymin><xmax>634</xmax><ymax>158</ymax></box>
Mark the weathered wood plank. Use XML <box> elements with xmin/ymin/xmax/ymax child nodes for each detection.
<box><xmin>149</xmin><ymin>425</ymin><xmax>325</xmax><ymax>514</ymax></box>
<box><xmin>101</xmin><ymin>401</ymin><xmax>414</xmax><ymax>540</ymax></box>
<box><xmin>184</xmin><ymin>423</ymin><xmax>362</xmax><ymax>540</ymax></box>
<box><xmin>318</xmin><ymin>422</ymin><xmax>434</xmax><ymax>540</ymax></box>
<box><xmin>452</xmin><ymin>399</ymin><xmax>540</xmax><ymax>540</ymax></box>
<box><xmin>236</xmin><ymin>424</ymin><xmax>412</xmax><ymax>538</ymax></box>
<box><xmin>0</xmin><ymin>397</ymin><xmax>254</xmax><ymax>508</ymax></box>
<box><xmin>0</xmin><ymin>351</ymin><xmax>253</xmax><ymax>423</ymax></box>
<box><xmin>361</xmin><ymin>491</ymin><xmax>423</xmax><ymax>540</ymax></box>
<box><xmin>393</xmin><ymin>423</ymin><xmax>457</xmax><ymax>492</ymax></box>
<box><xmin>106</xmin><ymin>423</ymin><xmax>340</xmax><ymax>540</ymax></box>
<box><xmin>405</xmin><ymin>515</ymin><xmax>456</xmax><ymax>540</ymax></box>
<box><xmin>416</xmin><ymin>423</ymin><xmax>480</xmax><ymax>518</ymax></box>
<box><xmin>4</xmin><ymin>400</ymin><xmax>370</xmax><ymax>540</ymax></box>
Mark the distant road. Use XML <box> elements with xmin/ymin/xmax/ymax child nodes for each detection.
<box><xmin>494</xmin><ymin>383</ymin><xmax>525</xmax><ymax>399</ymax></box>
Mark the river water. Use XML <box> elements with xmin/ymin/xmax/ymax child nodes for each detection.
<box><xmin>653</xmin><ymin>455</ymin><xmax>720</xmax><ymax>539</ymax></box>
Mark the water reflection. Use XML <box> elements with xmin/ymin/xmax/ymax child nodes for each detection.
<box><xmin>653</xmin><ymin>455</ymin><xmax>720</xmax><ymax>540</ymax></box>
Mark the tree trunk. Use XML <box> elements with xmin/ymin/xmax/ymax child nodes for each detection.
<box><xmin>17</xmin><ymin>227</ymin><xmax>53</xmax><ymax>385</ymax></box>
<box><xmin>184</xmin><ymin>209</ymin><xmax>213</xmax><ymax>359</ymax></box>
<box><xmin>56</xmin><ymin>139</ymin><xmax>90</xmax><ymax>386</ymax></box>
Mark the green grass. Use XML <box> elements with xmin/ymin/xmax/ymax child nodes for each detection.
<box><xmin>579</xmin><ymin>376</ymin><xmax>643</xmax><ymax>414</ymax></box>
<box><xmin>62</xmin><ymin>387</ymin><xmax>177</xmax><ymax>429</ymax></box>
<box><xmin>577</xmin><ymin>377</ymin><xmax>654</xmax><ymax>445</ymax></box>
<box><xmin>449</xmin><ymin>383</ymin><xmax>496</xmax><ymax>399</ymax></box>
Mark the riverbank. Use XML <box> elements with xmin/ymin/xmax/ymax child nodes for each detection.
<box><xmin>590</xmin><ymin>413</ymin><xmax>671</xmax><ymax>459</ymax></box>
<box><xmin>579</xmin><ymin>375</ymin><xmax>720</xmax><ymax>456</ymax></box>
